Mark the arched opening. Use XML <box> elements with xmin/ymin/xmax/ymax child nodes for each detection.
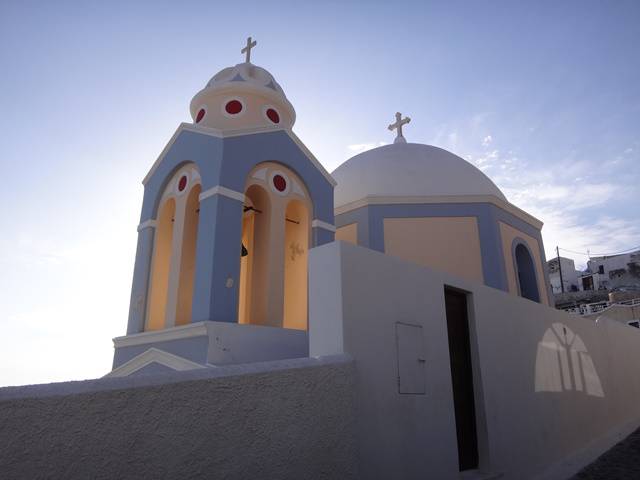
<box><xmin>515</xmin><ymin>243</ymin><xmax>540</xmax><ymax>302</ymax></box>
<box><xmin>147</xmin><ymin>198</ymin><xmax>176</xmax><ymax>330</ymax></box>
<box><xmin>238</xmin><ymin>185</ymin><xmax>271</xmax><ymax>325</ymax></box>
<box><xmin>176</xmin><ymin>184</ymin><xmax>201</xmax><ymax>326</ymax></box>
<box><xmin>283</xmin><ymin>199</ymin><xmax>310</xmax><ymax>330</ymax></box>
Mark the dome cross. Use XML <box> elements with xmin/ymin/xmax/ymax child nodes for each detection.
<box><xmin>388</xmin><ymin>112</ymin><xmax>411</xmax><ymax>144</ymax></box>
<box><xmin>241</xmin><ymin>36</ymin><xmax>257</xmax><ymax>63</ymax></box>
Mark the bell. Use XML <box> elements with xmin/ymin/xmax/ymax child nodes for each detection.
<box><xmin>241</xmin><ymin>243</ymin><xmax>248</xmax><ymax>257</ymax></box>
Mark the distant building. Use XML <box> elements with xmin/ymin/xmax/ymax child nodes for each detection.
<box><xmin>549</xmin><ymin>249</ymin><xmax>640</xmax><ymax>311</ymax></box>
<box><xmin>587</xmin><ymin>250</ymin><xmax>640</xmax><ymax>291</ymax></box>
<box><xmin>547</xmin><ymin>256</ymin><xmax>580</xmax><ymax>293</ymax></box>
<box><xmin>577</xmin><ymin>271</ymin><xmax>604</xmax><ymax>292</ymax></box>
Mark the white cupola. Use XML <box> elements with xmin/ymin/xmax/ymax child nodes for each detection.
<box><xmin>189</xmin><ymin>37</ymin><xmax>296</xmax><ymax>131</ymax></box>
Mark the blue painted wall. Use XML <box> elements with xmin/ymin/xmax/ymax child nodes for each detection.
<box><xmin>126</xmin><ymin>127</ymin><xmax>335</xmax><ymax>334</ymax></box>
<box><xmin>335</xmin><ymin>202</ymin><xmax>550</xmax><ymax>298</ymax></box>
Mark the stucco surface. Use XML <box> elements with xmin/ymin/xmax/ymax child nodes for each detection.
<box><xmin>332</xmin><ymin>143</ymin><xmax>507</xmax><ymax>207</ymax></box>
<box><xmin>383</xmin><ymin>216</ymin><xmax>484</xmax><ymax>283</ymax></box>
<box><xmin>0</xmin><ymin>356</ymin><xmax>356</xmax><ymax>480</ymax></box>
<box><xmin>309</xmin><ymin>241</ymin><xmax>640</xmax><ymax>480</ymax></box>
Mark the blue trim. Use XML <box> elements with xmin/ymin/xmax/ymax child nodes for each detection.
<box><xmin>191</xmin><ymin>194</ymin><xmax>244</xmax><ymax>324</ymax></box>
<box><xmin>221</xmin><ymin>131</ymin><xmax>334</xmax><ymax>225</ymax></box>
<box><xmin>127</xmin><ymin>130</ymin><xmax>334</xmax><ymax>333</ymax></box>
<box><xmin>140</xmin><ymin>129</ymin><xmax>335</xmax><ymax>225</ymax></box>
<box><xmin>141</xmin><ymin>131</ymin><xmax>224</xmax><ymax>221</ymax></box>
<box><xmin>127</xmin><ymin>227</ymin><xmax>155</xmax><ymax>334</ymax></box>
<box><xmin>511</xmin><ymin>237</ymin><xmax>541</xmax><ymax>303</ymax></box>
<box><xmin>336</xmin><ymin>202</ymin><xmax>512</xmax><ymax>291</ymax></box>
<box><xmin>113</xmin><ymin>336</ymin><xmax>209</xmax><ymax>368</ymax></box>
<box><xmin>335</xmin><ymin>207</ymin><xmax>370</xmax><ymax>248</ymax></box>
<box><xmin>129</xmin><ymin>128</ymin><xmax>335</xmax><ymax>329</ymax></box>
<box><xmin>313</xmin><ymin>227</ymin><xmax>335</xmax><ymax>247</ymax></box>
<box><xmin>335</xmin><ymin>202</ymin><xmax>551</xmax><ymax>296</ymax></box>
<box><xmin>492</xmin><ymin>206</ymin><xmax>551</xmax><ymax>303</ymax></box>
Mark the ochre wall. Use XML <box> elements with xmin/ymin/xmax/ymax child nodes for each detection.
<box><xmin>336</xmin><ymin>223</ymin><xmax>358</xmax><ymax>245</ymax></box>
<box><xmin>284</xmin><ymin>200</ymin><xmax>310</xmax><ymax>330</ymax></box>
<box><xmin>498</xmin><ymin>221</ymin><xmax>550</xmax><ymax>306</ymax></box>
<box><xmin>383</xmin><ymin>217</ymin><xmax>484</xmax><ymax>283</ymax></box>
<box><xmin>147</xmin><ymin>198</ymin><xmax>175</xmax><ymax>330</ymax></box>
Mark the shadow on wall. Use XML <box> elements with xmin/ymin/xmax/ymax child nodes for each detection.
<box><xmin>535</xmin><ymin>323</ymin><xmax>604</xmax><ymax>398</ymax></box>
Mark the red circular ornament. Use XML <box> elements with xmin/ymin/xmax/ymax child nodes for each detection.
<box><xmin>273</xmin><ymin>174</ymin><xmax>287</xmax><ymax>192</ymax></box>
<box><xmin>225</xmin><ymin>100</ymin><xmax>243</xmax><ymax>115</ymax></box>
<box><xmin>196</xmin><ymin>108</ymin><xmax>206</xmax><ymax>123</ymax></box>
<box><xmin>266</xmin><ymin>108</ymin><xmax>280</xmax><ymax>124</ymax></box>
<box><xmin>178</xmin><ymin>175</ymin><xmax>188</xmax><ymax>192</ymax></box>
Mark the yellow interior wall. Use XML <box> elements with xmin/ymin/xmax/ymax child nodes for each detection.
<box><xmin>383</xmin><ymin>217</ymin><xmax>484</xmax><ymax>283</ymax></box>
<box><xmin>336</xmin><ymin>223</ymin><xmax>358</xmax><ymax>245</ymax></box>
<box><xmin>498</xmin><ymin>221</ymin><xmax>550</xmax><ymax>306</ymax></box>
<box><xmin>175</xmin><ymin>185</ymin><xmax>201</xmax><ymax>326</ymax></box>
<box><xmin>238</xmin><ymin>162</ymin><xmax>313</xmax><ymax>329</ymax></box>
<box><xmin>146</xmin><ymin>198</ymin><xmax>176</xmax><ymax>331</ymax></box>
<box><xmin>238</xmin><ymin>210</ymin><xmax>255</xmax><ymax>324</ymax></box>
<box><xmin>283</xmin><ymin>200</ymin><xmax>310</xmax><ymax>330</ymax></box>
<box><xmin>239</xmin><ymin>185</ymin><xmax>272</xmax><ymax>326</ymax></box>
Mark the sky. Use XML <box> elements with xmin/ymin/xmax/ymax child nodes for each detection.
<box><xmin>0</xmin><ymin>0</ymin><xmax>638</xmax><ymax>387</ymax></box>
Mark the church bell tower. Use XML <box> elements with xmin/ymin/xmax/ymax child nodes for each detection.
<box><xmin>110</xmin><ymin>38</ymin><xmax>335</xmax><ymax>377</ymax></box>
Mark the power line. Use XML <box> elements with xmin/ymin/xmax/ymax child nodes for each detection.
<box><xmin>558</xmin><ymin>244</ymin><xmax>640</xmax><ymax>258</ymax></box>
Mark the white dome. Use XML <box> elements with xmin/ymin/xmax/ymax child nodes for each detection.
<box><xmin>332</xmin><ymin>143</ymin><xmax>506</xmax><ymax>208</ymax></box>
<box><xmin>205</xmin><ymin>63</ymin><xmax>287</xmax><ymax>97</ymax></box>
<box><xmin>190</xmin><ymin>62</ymin><xmax>296</xmax><ymax>129</ymax></box>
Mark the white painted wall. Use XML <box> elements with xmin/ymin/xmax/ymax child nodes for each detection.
<box><xmin>309</xmin><ymin>241</ymin><xmax>640</xmax><ymax>480</ymax></box>
<box><xmin>549</xmin><ymin>256</ymin><xmax>580</xmax><ymax>293</ymax></box>
<box><xmin>0</xmin><ymin>356</ymin><xmax>357</xmax><ymax>479</ymax></box>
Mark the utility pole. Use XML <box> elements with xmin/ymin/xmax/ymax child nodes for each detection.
<box><xmin>556</xmin><ymin>246</ymin><xmax>565</xmax><ymax>293</ymax></box>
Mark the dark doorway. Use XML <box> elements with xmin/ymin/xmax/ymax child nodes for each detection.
<box><xmin>444</xmin><ymin>288</ymin><xmax>479</xmax><ymax>472</ymax></box>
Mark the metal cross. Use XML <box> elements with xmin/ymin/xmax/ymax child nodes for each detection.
<box><xmin>241</xmin><ymin>36</ymin><xmax>257</xmax><ymax>63</ymax></box>
<box><xmin>388</xmin><ymin>112</ymin><xmax>411</xmax><ymax>143</ymax></box>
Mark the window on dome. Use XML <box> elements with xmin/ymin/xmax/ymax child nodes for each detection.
<box><xmin>225</xmin><ymin>99</ymin><xmax>243</xmax><ymax>115</ymax></box>
<box><xmin>195</xmin><ymin>108</ymin><xmax>206</xmax><ymax>123</ymax></box>
<box><xmin>266</xmin><ymin>108</ymin><xmax>280</xmax><ymax>124</ymax></box>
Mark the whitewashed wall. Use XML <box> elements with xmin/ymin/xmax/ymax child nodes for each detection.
<box><xmin>0</xmin><ymin>356</ymin><xmax>357</xmax><ymax>480</ymax></box>
<box><xmin>309</xmin><ymin>241</ymin><xmax>640</xmax><ymax>480</ymax></box>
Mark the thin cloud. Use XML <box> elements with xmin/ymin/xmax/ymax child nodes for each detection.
<box><xmin>442</xmin><ymin>121</ymin><xmax>639</xmax><ymax>267</ymax></box>
<box><xmin>347</xmin><ymin>141</ymin><xmax>387</xmax><ymax>154</ymax></box>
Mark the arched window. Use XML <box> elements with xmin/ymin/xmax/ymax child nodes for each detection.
<box><xmin>238</xmin><ymin>185</ymin><xmax>271</xmax><ymax>325</ymax></box>
<box><xmin>514</xmin><ymin>242</ymin><xmax>540</xmax><ymax>302</ymax></box>
<box><xmin>283</xmin><ymin>199</ymin><xmax>310</xmax><ymax>330</ymax></box>
<box><xmin>238</xmin><ymin>162</ymin><xmax>312</xmax><ymax>329</ymax></box>
<box><xmin>145</xmin><ymin>165</ymin><xmax>201</xmax><ymax>331</ymax></box>
<box><xmin>147</xmin><ymin>198</ymin><xmax>176</xmax><ymax>330</ymax></box>
<box><xmin>176</xmin><ymin>184</ymin><xmax>201</xmax><ymax>326</ymax></box>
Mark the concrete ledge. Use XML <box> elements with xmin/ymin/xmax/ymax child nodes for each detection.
<box><xmin>0</xmin><ymin>354</ymin><xmax>356</xmax><ymax>480</ymax></box>
<box><xmin>112</xmin><ymin>320</ymin><xmax>310</xmax><ymax>373</ymax></box>
<box><xmin>0</xmin><ymin>354</ymin><xmax>352</xmax><ymax>401</ymax></box>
